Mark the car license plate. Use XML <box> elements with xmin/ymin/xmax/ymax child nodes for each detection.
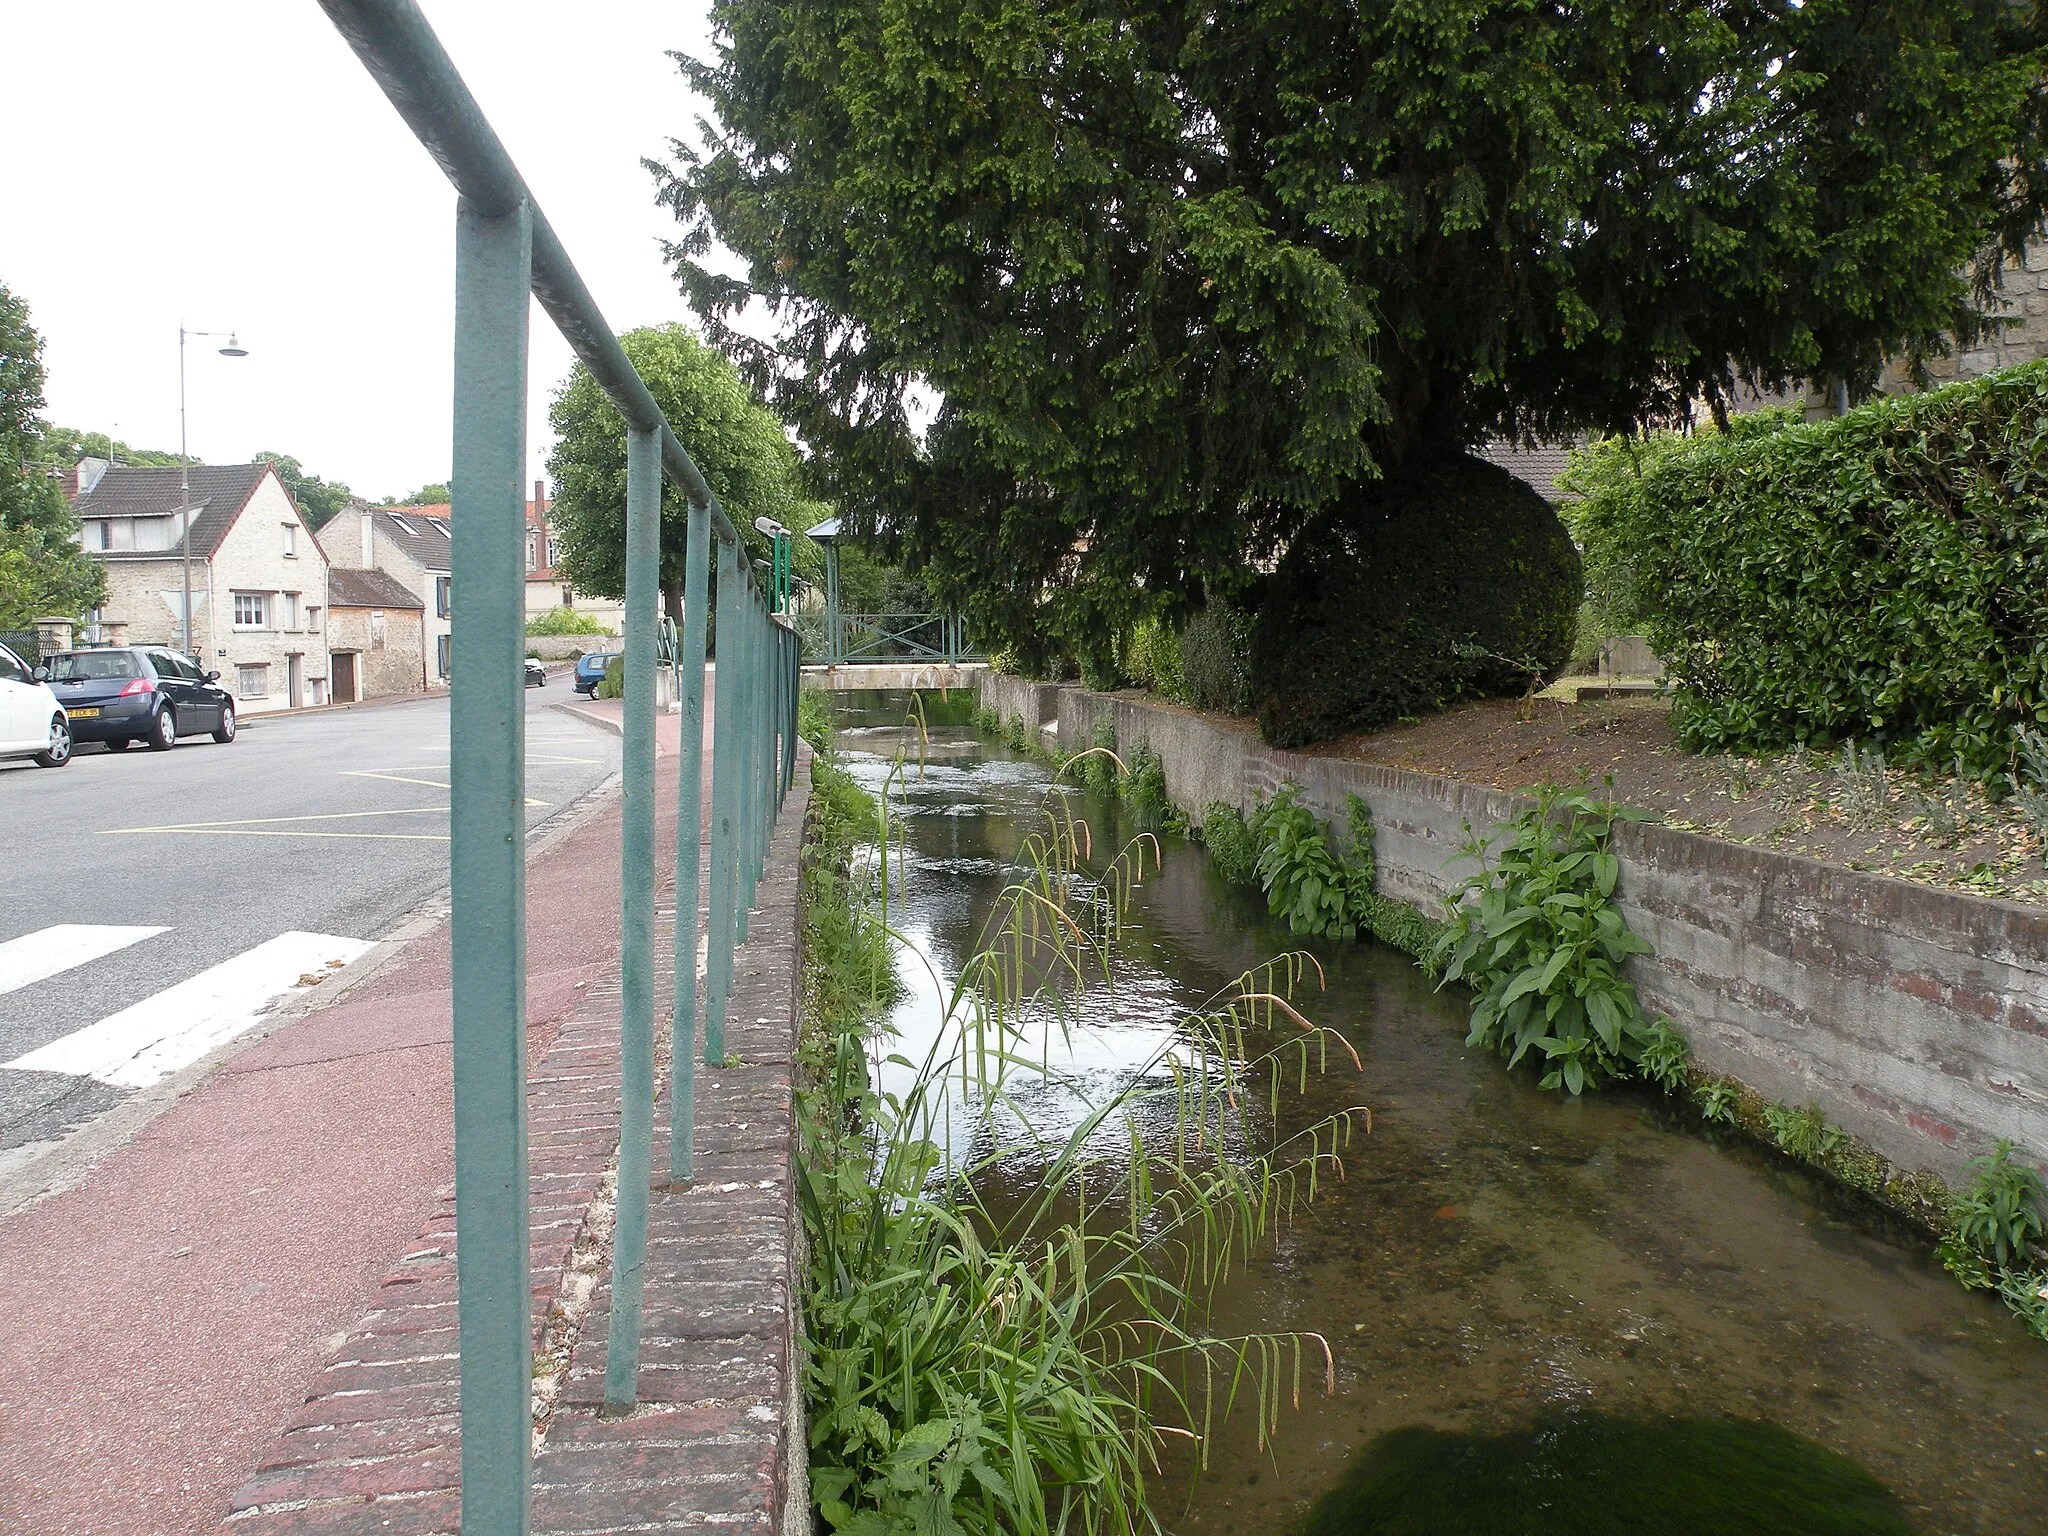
<box><xmin>69</xmin><ymin>707</ymin><xmax>101</xmax><ymax>718</ymax></box>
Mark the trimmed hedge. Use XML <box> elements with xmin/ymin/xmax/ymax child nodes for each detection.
<box><xmin>1597</xmin><ymin>363</ymin><xmax>2048</xmax><ymax>777</ymax></box>
<box><xmin>1249</xmin><ymin>456</ymin><xmax>1580</xmax><ymax>747</ymax></box>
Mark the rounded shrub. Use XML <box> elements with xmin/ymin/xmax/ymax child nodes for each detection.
<box><xmin>1249</xmin><ymin>455</ymin><xmax>1580</xmax><ymax>746</ymax></box>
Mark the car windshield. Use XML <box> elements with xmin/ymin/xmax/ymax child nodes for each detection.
<box><xmin>50</xmin><ymin>651</ymin><xmax>139</xmax><ymax>681</ymax></box>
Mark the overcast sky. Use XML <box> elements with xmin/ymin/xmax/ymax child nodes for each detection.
<box><xmin>3</xmin><ymin>1</ymin><xmax>722</xmax><ymax>503</ymax></box>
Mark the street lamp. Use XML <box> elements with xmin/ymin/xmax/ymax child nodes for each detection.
<box><xmin>178</xmin><ymin>326</ymin><xmax>248</xmax><ymax>655</ymax></box>
<box><xmin>753</xmin><ymin>515</ymin><xmax>791</xmax><ymax>614</ymax></box>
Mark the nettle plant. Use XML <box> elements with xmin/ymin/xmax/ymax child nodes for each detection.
<box><xmin>1431</xmin><ymin>783</ymin><xmax>1686</xmax><ymax>1096</ymax></box>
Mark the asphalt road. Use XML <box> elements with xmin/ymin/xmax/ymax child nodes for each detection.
<box><xmin>0</xmin><ymin>682</ymin><xmax>619</xmax><ymax>1158</ymax></box>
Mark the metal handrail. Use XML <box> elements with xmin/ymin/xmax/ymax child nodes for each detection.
<box><xmin>317</xmin><ymin>5</ymin><xmax>804</xmax><ymax>1528</ymax></box>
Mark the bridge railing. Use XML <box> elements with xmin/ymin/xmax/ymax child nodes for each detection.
<box><xmin>808</xmin><ymin>610</ymin><xmax>977</xmax><ymax>664</ymax></box>
<box><xmin>317</xmin><ymin>2</ymin><xmax>801</xmax><ymax>1527</ymax></box>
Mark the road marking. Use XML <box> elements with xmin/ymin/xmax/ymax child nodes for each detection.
<box><xmin>104</xmin><ymin>828</ymin><xmax>451</xmax><ymax>841</ymax></box>
<box><xmin>340</xmin><ymin>771</ymin><xmax>551</xmax><ymax>806</ymax></box>
<box><xmin>0</xmin><ymin>925</ymin><xmax>169</xmax><ymax>996</ymax></box>
<box><xmin>5</xmin><ymin>931</ymin><xmax>374</xmax><ymax>1087</ymax></box>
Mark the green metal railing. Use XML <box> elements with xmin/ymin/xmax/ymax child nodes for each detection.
<box><xmin>318</xmin><ymin>4</ymin><xmax>802</xmax><ymax>1528</ymax></box>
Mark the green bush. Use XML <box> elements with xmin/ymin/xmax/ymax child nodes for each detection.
<box><xmin>526</xmin><ymin>604</ymin><xmax>614</xmax><ymax>637</ymax></box>
<box><xmin>1557</xmin><ymin>411</ymin><xmax>1798</xmax><ymax>653</ymax></box>
<box><xmin>1177</xmin><ymin>600</ymin><xmax>1255</xmax><ymax>715</ymax></box>
<box><xmin>1120</xmin><ymin>617</ymin><xmax>1186</xmax><ymax>703</ymax></box>
<box><xmin>1249</xmin><ymin>456</ymin><xmax>1581</xmax><ymax>748</ymax></box>
<box><xmin>1201</xmin><ymin>803</ymin><xmax>1260</xmax><ymax>888</ymax></box>
<box><xmin>596</xmin><ymin>654</ymin><xmax>625</xmax><ymax>700</ymax></box>
<box><xmin>1587</xmin><ymin>364</ymin><xmax>2048</xmax><ymax>778</ymax></box>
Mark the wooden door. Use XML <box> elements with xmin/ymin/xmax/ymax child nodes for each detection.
<box><xmin>334</xmin><ymin>651</ymin><xmax>356</xmax><ymax>704</ymax></box>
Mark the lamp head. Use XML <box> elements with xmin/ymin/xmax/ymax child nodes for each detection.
<box><xmin>217</xmin><ymin>334</ymin><xmax>248</xmax><ymax>358</ymax></box>
<box><xmin>754</xmin><ymin>516</ymin><xmax>788</xmax><ymax>539</ymax></box>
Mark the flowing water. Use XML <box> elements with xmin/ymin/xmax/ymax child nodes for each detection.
<box><xmin>830</xmin><ymin>692</ymin><xmax>2048</xmax><ymax>1536</ymax></box>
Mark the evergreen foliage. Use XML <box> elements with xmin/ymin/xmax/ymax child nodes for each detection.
<box><xmin>658</xmin><ymin>0</ymin><xmax>2048</xmax><ymax>658</ymax></box>
<box><xmin>1251</xmin><ymin>457</ymin><xmax>1579</xmax><ymax>747</ymax></box>
<box><xmin>1582</xmin><ymin>363</ymin><xmax>2048</xmax><ymax>777</ymax></box>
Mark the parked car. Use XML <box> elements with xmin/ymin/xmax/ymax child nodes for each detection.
<box><xmin>44</xmin><ymin>646</ymin><xmax>238</xmax><ymax>752</ymax></box>
<box><xmin>524</xmin><ymin>657</ymin><xmax>547</xmax><ymax>689</ymax></box>
<box><xmin>573</xmin><ymin>651</ymin><xmax>619</xmax><ymax>696</ymax></box>
<box><xmin>0</xmin><ymin>641</ymin><xmax>70</xmax><ymax>768</ymax></box>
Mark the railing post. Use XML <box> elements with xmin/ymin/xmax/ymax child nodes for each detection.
<box><xmin>448</xmin><ymin>193</ymin><xmax>534</xmax><ymax>1536</ymax></box>
<box><xmin>669</xmin><ymin>492</ymin><xmax>711</xmax><ymax>1183</ymax></box>
<box><xmin>736</xmin><ymin>594</ymin><xmax>761</xmax><ymax>945</ymax></box>
<box><xmin>703</xmin><ymin>535</ymin><xmax>743</xmax><ymax>1066</ymax></box>
<box><xmin>603</xmin><ymin>425</ymin><xmax>660</xmax><ymax>1412</ymax></box>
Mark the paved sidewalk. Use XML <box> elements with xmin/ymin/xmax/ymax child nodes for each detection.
<box><xmin>0</xmin><ymin>691</ymin><xmax>744</xmax><ymax>1534</ymax></box>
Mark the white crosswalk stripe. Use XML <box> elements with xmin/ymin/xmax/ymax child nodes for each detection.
<box><xmin>4</xmin><ymin>931</ymin><xmax>373</xmax><ymax>1088</ymax></box>
<box><xmin>0</xmin><ymin>925</ymin><xmax>169</xmax><ymax>996</ymax></box>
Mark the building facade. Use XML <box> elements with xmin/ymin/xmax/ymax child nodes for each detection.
<box><xmin>318</xmin><ymin>502</ymin><xmax>454</xmax><ymax>687</ymax></box>
<box><xmin>524</xmin><ymin>479</ymin><xmax>623</xmax><ymax>635</ymax></box>
<box><xmin>71</xmin><ymin>461</ymin><xmax>331</xmax><ymax>712</ymax></box>
<box><xmin>325</xmin><ymin>567</ymin><xmax>427</xmax><ymax>702</ymax></box>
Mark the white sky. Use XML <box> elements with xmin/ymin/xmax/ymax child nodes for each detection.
<box><xmin>2</xmin><ymin>0</ymin><xmax>723</xmax><ymax>503</ymax></box>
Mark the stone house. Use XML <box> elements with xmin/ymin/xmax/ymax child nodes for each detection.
<box><xmin>325</xmin><ymin>567</ymin><xmax>427</xmax><ymax>703</ymax></box>
<box><xmin>70</xmin><ymin>460</ymin><xmax>332</xmax><ymax>711</ymax></box>
<box><xmin>318</xmin><ymin>502</ymin><xmax>454</xmax><ymax>688</ymax></box>
<box><xmin>524</xmin><ymin>479</ymin><xmax>623</xmax><ymax>635</ymax></box>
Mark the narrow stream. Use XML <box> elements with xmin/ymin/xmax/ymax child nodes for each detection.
<box><xmin>831</xmin><ymin>690</ymin><xmax>2048</xmax><ymax>1535</ymax></box>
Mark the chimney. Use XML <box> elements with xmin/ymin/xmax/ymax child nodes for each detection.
<box><xmin>359</xmin><ymin>509</ymin><xmax>374</xmax><ymax>567</ymax></box>
<box><xmin>533</xmin><ymin>478</ymin><xmax>547</xmax><ymax>523</ymax></box>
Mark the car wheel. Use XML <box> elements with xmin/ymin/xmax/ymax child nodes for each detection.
<box><xmin>213</xmin><ymin>704</ymin><xmax>237</xmax><ymax>744</ymax></box>
<box><xmin>104</xmin><ymin>737</ymin><xmax>131</xmax><ymax>753</ymax></box>
<box><xmin>33</xmin><ymin>714</ymin><xmax>72</xmax><ymax>768</ymax></box>
<box><xmin>147</xmin><ymin>707</ymin><xmax>178</xmax><ymax>751</ymax></box>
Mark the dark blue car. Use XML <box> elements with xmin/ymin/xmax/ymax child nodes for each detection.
<box><xmin>573</xmin><ymin>651</ymin><xmax>619</xmax><ymax>696</ymax></box>
<box><xmin>45</xmin><ymin>646</ymin><xmax>238</xmax><ymax>752</ymax></box>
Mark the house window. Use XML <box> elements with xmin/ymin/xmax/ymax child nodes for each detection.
<box><xmin>233</xmin><ymin>593</ymin><xmax>268</xmax><ymax>629</ymax></box>
<box><xmin>435</xmin><ymin>575</ymin><xmax>451</xmax><ymax>619</ymax></box>
<box><xmin>283</xmin><ymin>522</ymin><xmax>298</xmax><ymax>557</ymax></box>
<box><xmin>547</xmin><ymin>535</ymin><xmax>559</xmax><ymax>567</ymax></box>
<box><xmin>436</xmin><ymin>632</ymin><xmax>451</xmax><ymax>680</ymax></box>
<box><xmin>95</xmin><ymin>521</ymin><xmax>111</xmax><ymax>550</ymax></box>
<box><xmin>306</xmin><ymin>605</ymin><xmax>321</xmax><ymax>632</ymax></box>
<box><xmin>283</xmin><ymin>592</ymin><xmax>300</xmax><ymax>630</ymax></box>
<box><xmin>526</xmin><ymin>532</ymin><xmax>537</xmax><ymax>572</ymax></box>
<box><xmin>237</xmin><ymin>664</ymin><xmax>269</xmax><ymax>699</ymax></box>
<box><xmin>388</xmin><ymin>514</ymin><xmax>415</xmax><ymax>536</ymax></box>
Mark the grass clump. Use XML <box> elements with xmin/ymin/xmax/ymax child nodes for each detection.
<box><xmin>797</xmin><ymin>763</ymin><xmax>1363</xmax><ymax>1534</ymax></box>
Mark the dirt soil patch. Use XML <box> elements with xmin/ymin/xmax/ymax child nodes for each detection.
<box><xmin>1290</xmin><ymin>694</ymin><xmax>2048</xmax><ymax>908</ymax></box>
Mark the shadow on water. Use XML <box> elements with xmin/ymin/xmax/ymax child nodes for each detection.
<box><xmin>1301</xmin><ymin>1412</ymin><xmax>1912</xmax><ymax>1536</ymax></box>
<box><xmin>826</xmin><ymin>689</ymin><xmax>2048</xmax><ymax>1536</ymax></box>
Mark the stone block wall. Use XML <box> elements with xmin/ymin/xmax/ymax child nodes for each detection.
<box><xmin>980</xmin><ymin>674</ymin><xmax>2048</xmax><ymax>1187</ymax></box>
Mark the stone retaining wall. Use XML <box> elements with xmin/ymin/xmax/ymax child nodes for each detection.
<box><xmin>983</xmin><ymin>673</ymin><xmax>2048</xmax><ymax>1187</ymax></box>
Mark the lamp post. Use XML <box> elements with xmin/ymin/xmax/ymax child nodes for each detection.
<box><xmin>753</xmin><ymin>516</ymin><xmax>791</xmax><ymax>614</ymax></box>
<box><xmin>178</xmin><ymin>326</ymin><xmax>248</xmax><ymax>656</ymax></box>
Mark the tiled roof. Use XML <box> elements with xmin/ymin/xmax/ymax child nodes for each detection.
<box><xmin>1476</xmin><ymin>441</ymin><xmax>1580</xmax><ymax>502</ymax></box>
<box><xmin>327</xmin><ymin>567</ymin><xmax>425</xmax><ymax>609</ymax></box>
<box><xmin>341</xmin><ymin>502</ymin><xmax>453</xmax><ymax>572</ymax></box>
<box><xmin>71</xmin><ymin>463</ymin><xmax>270</xmax><ymax>559</ymax></box>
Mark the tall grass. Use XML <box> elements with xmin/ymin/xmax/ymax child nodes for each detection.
<box><xmin>799</xmin><ymin>720</ymin><xmax>1367</xmax><ymax>1535</ymax></box>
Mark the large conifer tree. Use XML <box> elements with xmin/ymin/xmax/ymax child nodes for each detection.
<box><xmin>659</xmin><ymin>0</ymin><xmax>2048</xmax><ymax>654</ymax></box>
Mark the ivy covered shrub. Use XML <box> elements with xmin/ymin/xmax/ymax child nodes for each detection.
<box><xmin>1249</xmin><ymin>457</ymin><xmax>1580</xmax><ymax>748</ymax></box>
<box><xmin>1593</xmin><ymin>363</ymin><xmax>2048</xmax><ymax>778</ymax></box>
<box><xmin>1177</xmin><ymin>600</ymin><xmax>1256</xmax><ymax>715</ymax></box>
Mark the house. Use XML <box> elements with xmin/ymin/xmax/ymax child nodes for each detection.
<box><xmin>525</xmin><ymin>479</ymin><xmax>623</xmax><ymax>635</ymax></box>
<box><xmin>318</xmin><ymin>501</ymin><xmax>454</xmax><ymax>687</ymax></box>
<box><xmin>325</xmin><ymin>568</ymin><xmax>427</xmax><ymax>703</ymax></box>
<box><xmin>70</xmin><ymin>460</ymin><xmax>332</xmax><ymax>711</ymax></box>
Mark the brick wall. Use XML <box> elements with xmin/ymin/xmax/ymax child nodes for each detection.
<box><xmin>983</xmin><ymin>674</ymin><xmax>2048</xmax><ymax>1187</ymax></box>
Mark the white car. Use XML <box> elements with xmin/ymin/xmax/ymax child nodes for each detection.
<box><xmin>0</xmin><ymin>641</ymin><xmax>71</xmax><ymax>768</ymax></box>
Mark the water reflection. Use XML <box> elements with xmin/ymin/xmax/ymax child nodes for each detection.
<box><xmin>830</xmin><ymin>691</ymin><xmax>2048</xmax><ymax>1535</ymax></box>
